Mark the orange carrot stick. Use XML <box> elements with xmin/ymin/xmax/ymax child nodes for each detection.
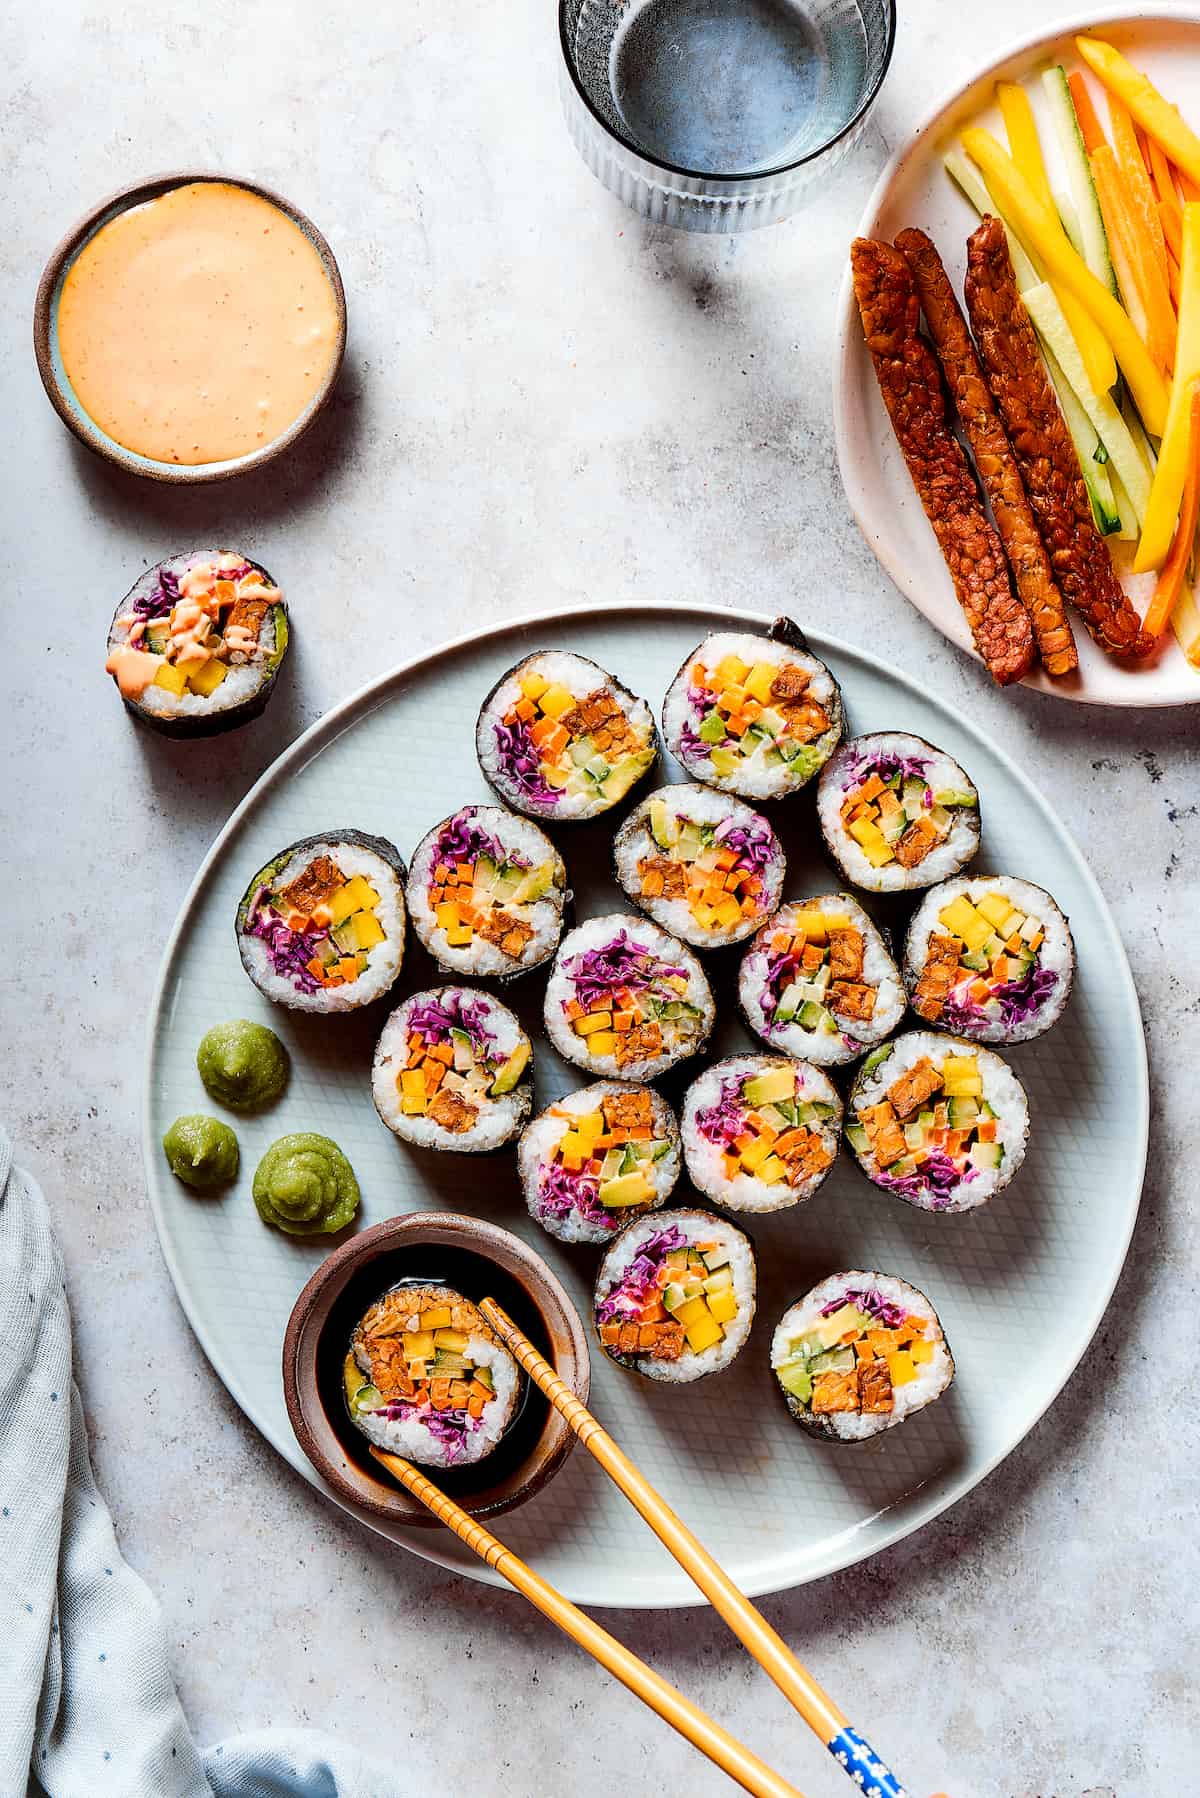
<box><xmin>1092</xmin><ymin>142</ymin><xmax>1176</xmax><ymax>373</ymax></box>
<box><xmin>1108</xmin><ymin>91</ymin><xmax>1171</xmax><ymax>287</ymax></box>
<box><xmin>1069</xmin><ymin>72</ymin><xmax>1108</xmax><ymax>153</ymax></box>
<box><xmin>1143</xmin><ymin>383</ymin><xmax>1200</xmax><ymax>638</ymax></box>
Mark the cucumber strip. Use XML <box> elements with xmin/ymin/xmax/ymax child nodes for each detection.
<box><xmin>944</xmin><ymin>150</ymin><xmax>1039</xmax><ymax>287</ymax></box>
<box><xmin>1044</xmin><ymin>341</ymin><xmax>1120</xmax><ymax>533</ymax></box>
<box><xmin>1121</xmin><ymin>388</ymin><xmax>1159</xmax><ymax>467</ymax></box>
<box><xmin>1055</xmin><ymin>188</ymin><xmax>1085</xmax><ymax>259</ymax></box>
<box><xmin>1042</xmin><ymin>66</ymin><xmax>1119</xmax><ymax>298</ymax></box>
<box><xmin>1022</xmin><ymin>280</ymin><xmax>1152</xmax><ymax>524</ymax></box>
<box><xmin>1107</xmin><ymin>461</ymin><xmax>1139</xmax><ymax>542</ymax></box>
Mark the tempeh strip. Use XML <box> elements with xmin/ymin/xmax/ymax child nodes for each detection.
<box><xmin>850</xmin><ymin>238</ymin><xmax>1036</xmax><ymax>686</ymax></box>
<box><xmin>964</xmin><ymin>214</ymin><xmax>1154</xmax><ymax>660</ymax></box>
<box><xmin>895</xmin><ymin>226</ymin><xmax>1079</xmax><ymax>677</ymax></box>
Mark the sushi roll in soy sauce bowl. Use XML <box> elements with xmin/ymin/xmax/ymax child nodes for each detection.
<box><xmin>518</xmin><ymin>1082</ymin><xmax>681</xmax><ymax>1246</ymax></box>
<box><xmin>236</xmin><ymin>831</ymin><xmax>407</xmax><ymax>1012</ymax></box>
<box><xmin>772</xmin><ymin>1273</ymin><xmax>954</xmax><ymax>1442</ymax></box>
<box><xmin>817</xmin><ymin>732</ymin><xmax>980</xmax><ymax>892</ymax></box>
<box><xmin>681</xmin><ymin>1054</ymin><xmax>841</xmax><ymax>1213</ymax></box>
<box><xmin>594</xmin><ymin>1210</ymin><xmax>755</xmax><ymax>1384</ymax></box>
<box><xmin>373</xmin><ymin>987</ymin><xmax>532</xmax><ymax>1152</ymax></box>
<box><xmin>283</xmin><ymin>1212</ymin><xmax>590</xmax><ymax>1524</ymax></box>
<box><xmin>738</xmin><ymin>894</ymin><xmax>904</xmax><ymax>1066</ymax></box>
<box><xmin>407</xmin><ymin>805</ymin><xmax>568</xmax><ymax>981</ymax></box>
<box><xmin>105</xmin><ymin>549</ymin><xmax>289</xmax><ymax>737</ymax></box>
<box><xmin>612</xmin><ymin>785</ymin><xmax>785</xmax><ymax>950</ymax></box>
<box><xmin>543</xmin><ymin>915</ymin><xmax>715</xmax><ymax>1082</ymax></box>
<box><xmin>904</xmin><ymin>876</ymin><xmax>1075</xmax><ymax>1045</ymax></box>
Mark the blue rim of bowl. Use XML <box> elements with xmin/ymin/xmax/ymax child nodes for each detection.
<box><xmin>557</xmin><ymin>0</ymin><xmax>897</xmax><ymax>185</ymax></box>
<box><xmin>32</xmin><ymin>171</ymin><xmax>347</xmax><ymax>485</ymax></box>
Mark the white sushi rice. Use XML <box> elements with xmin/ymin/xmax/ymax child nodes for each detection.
<box><xmin>407</xmin><ymin>806</ymin><xmax>566</xmax><ymax>978</ymax></box>
<box><xmin>595</xmin><ymin>1209</ymin><xmax>756</xmax><ymax>1384</ymax></box>
<box><xmin>817</xmin><ymin>733</ymin><xmax>980</xmax><ymax>893</ymax></box>
<box><xmin>850</xmin><ymin>1029</ymin><xmax>1029</xmax><ymax>1211</ymax></box>
<box><xmin>771</xmin><ymin>1271</ymin><xmax>954</xmax><ymax>1442</ymax></box>
<box><xmin>613</xmin><ymin>784</ymin><xmax>785</xmax><ymax>948</ymax></box>
<box><xmin>353</xmin><ymin>1331</ymin><xmax>520</xmax><ymax>1469</ymax></box>
<box><xmin>542</xmin><ymin>913</ymin><xmax>714</xmax><ymax>1082</ymax></box>
<box><xmin>738</xmin><ymin>894</ymin><xmax>905</xmax><ymax>1065</ymax></box>
<box><xmin>517</xmin><ymin>1081</ymin><xmax>679</xmax><ymax>1245</ymax></box>
<box><xmin>239</xmin><ymin>840</ymin><xmax>406</xmax><ymax>1013</ymax></box>
<box><xmin>476</xmin><ymin>651</ymin><xmax>656</xmax><ymax>821</ymax></box>
<box><xmin>903</xmin><ymin>875</ymin><xmax>1075</xmax><ymax>1044</ymax></box>
<box><xmin>662</xmin><ymin>630</ymin><xmax>842</xmax><ymax>799</ymax></box>
<box><xmin>680</xmin><ymin>1054</ymin><xmax>842</xmax><ymax>1212</ymax></box>
<box><xmin>372</xmin><ymin>989</ymin><xmax>531</xmax><ymax>1151</ymax></box>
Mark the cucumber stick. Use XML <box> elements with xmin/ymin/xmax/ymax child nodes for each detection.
<box><xmin>1041</xmin><ymin>339</ymin><xmax>1120</xmax><ymax>534</ymax></box>
<box><xmin>1022</xmin><ymin>280</ymin><xmax>1152</xmax><ymax>524</ymax></box>
<box><xmin>1106</xmin><ymin>462</ymin><xmax>1139</xmax><ymax>542</ymax></box>
<box><xmin>944</xmin><ymin>150</ymin><xmax>1039</xmax><ymax>287</ymax></box>
<box><xmin>1042</xmin><ymin>67</ymin><xmax>1119</xmax><ymax>299</ymax></box>
<box><xmin>1055</xmin><ymin>188</ymin><xmax>1085</xmax><ymax>260</ymax></box>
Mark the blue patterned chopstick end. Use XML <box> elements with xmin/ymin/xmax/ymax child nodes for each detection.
<box><xmin>827</xmin><ymin>1725</ymin><xmax>911</xmax><ymax>1797</ymax></box>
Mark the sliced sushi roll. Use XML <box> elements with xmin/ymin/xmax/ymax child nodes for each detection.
<box><xmin>476</xmin><ymin>650</ymin><xmax>657</xmax><ymax>822</ymax></box>
<box><xmin>543</xmin><ymin>914</ymin><xmax>714</xmax><ymax>1082</ymax></box>
<box><xmin>661</xmin><ymin>620</ymin><xmax>843</xmax><ymax>800</ymax></box>
<box><xmin>105</xmin><ymin>549</ymin><xmax>289</xmax><ymax>738</ymax></box>
<box><xmin>904</xmin><ymin>875</ymin><xmax>1075</xmax><ymax>1045</ymax></box>
<box><xmin>236</xmin><ymin>831</ymin><xmax>406</xmax><ymax>1013</ymax></box>
<box><xmin>612</xmin><ymin>785</ymin><xmax>785</xmax><ymax>950</ymax></box>
<box><xmin>594</xmin><ymin>1209</ymin><xmax>755</xmax><ymax>1384</ymax></box>
<box><xmin>771</xmin><ymin>1272</ymin><xmax>954</xmax><ymax>1442</ymax></box>
<box><xmin>738</xmin><ymin>894</ymin><xmax>904</xmax><ymax>1066</ymax></box>
<box><xmin>372</xmin><ymin>987</ymin><xmax>532</xmax><ymax>1152</ymax></box>
<box><xmin>681</xmin><ymin>1054</ymin><xmax>841</xmax><ymax>1213</ymax></box>
<box><xmin>518</xmin><ymin>1082</ymin><xmax>681</xmax><ymax>1245</ymax></box>
<box><xmin>407</xmin><ymin>805</ymin><xmax>568</xmax><ymax>980</ymax></box>
<box><xmin>817</xmin><ymin>733</ymin><xmax>980</xmax><ymax>893</ymax></box>
<box><xmin>846</xmin><ymin>1032</ymin><xmax>1029</xmax><ymax>1213</ymax></box>
<box><xmin>344</xmin><ymin>1283</ymin><xmax>520</xmax><ymax>1469</ymax></box>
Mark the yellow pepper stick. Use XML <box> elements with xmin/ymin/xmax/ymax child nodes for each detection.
<box><xmin>1142</xmin><ymin>383</ymin><xmax>1200</xmax><ymax>634</ymax></box>
<box><xmin>1076</xmin><ymin>36</ymin><xmax>1200</xmax><ymax>191</ymax></box>
<box><xmin>1136</xmin><ymin>204</ymin><xmax>1200</xmax><ymax>569</ymax></box>
<box><xmin>997</xmin><ymin>81</ymin><xmax>1117</xmax><ymax>392</ymax></box>
<box><xmin>962</xmin><ymin>126</ymin><xmax>1169</xmax><ymax>434</ymax></box>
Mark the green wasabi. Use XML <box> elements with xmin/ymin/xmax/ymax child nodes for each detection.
<box><xmin>197</xmin><ymin>1019</ymin><xmax>289</xmax><ymax>1112</ymax></box>
<box><xmin>163</xmin><ymin>1115</ymin><xmax>239</xmax><ymax>1191</ymax></box>
<box><xmin>253</xmin><ymin>1132</ymin><xmax>360</xmax><ymax>1235</ymax></box>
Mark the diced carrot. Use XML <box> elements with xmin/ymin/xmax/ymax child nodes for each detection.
<box><xmin>467</xmin><ymin>1393</ymin><xmax>485</xmax><ymax>1420</ymax></box>
<box><xmin>629</xmin><ymin>1125</ymin><xmax>652</xmax><ymax>1142</ymax></box>
<box><xmin>640</xmin><ymin>1299</ymin><xmax>669</xmax><ymax>1323</ymax></box>
<box><xmin>613</xmin><ymin>1010</ymin><xmax>635</xmax><ymax>1031</ymax></box>
<box><xmin>690</xmin><ymin>661</ymin><xmax>708</xmax><ymax>687</ymax></box>
<box><xmin>725</xmin><ymin>713</ymin><xmax>749</xmax><ymax>737</ymax></box>
<box><xmin>470</xmin><ymin>1378</ymin><xmax>493</xmax><ymax>1402</ymax></box>
<box><xmin>565</xmin><ymin>998</ymin><xmax>584</xmax><ymax>1020</ymax></box>
<box><xmin>714</xmin><ymin>847</ymin><xmax>738</xmax><ymax>872</ymax></box>
<box><xmin>741</xmin><ymin>698</ymin><xmax>762</xmax><ymax>723</ymax></box>
<box><xmin>429</xmin><ymin>1040</ymin><xmax>455</xmax><ymax>1064</ymax></box>
<box><xmin>514</xmin><ymin>696</ymin><xmax>537</xmax><ymax>721</ymax></box>
<box><xmin>334</xmin><ymin>956</ymin><xmax>359</xmax><ymax>981</ymax></box>
<box><xmin>741</xmin><ymin>895</ymin><xmax>760</xmax><ymax>916</ymax></box>
<box><xmin>722</xmin><ymin>1153</ymin><xmax>741</xmax><ymax>1180</ymax></box>
<box><xmin>858</xmin><ymin>773</ymin><xmax>886</xmax><ymax>802</ymax></box>
<box><xmin>976</xmin><ymin>1118</ymin><xmax>997</xmax><ymax>1143</ymax></box>
<box><xmin>1068</xmin><ymin>70</ymin><xmax>1107</xmax><ymax>154</ymax></box>
<box><xmin>772</xmin><ymin>932</ymin><xmax>791</xmax><ymax>952</ymax></box>
<box><xmin>425</xmin><ymin>1061</ymin><xmax>445</xmax><ymax>1092</ymax></box>
<box><xmin>284</xmin><ymin>910</ymin><xmax>310</xmax><ymax>933</ymax></box>
<box><xmin>305</xmin><ymin>956</ymin><xmax>327</xmax><ymax>982</ymax></box>
<box><xmin>641</xmin><ymin>869</ymin><xmax>665</xmax><ymax>898</ymax></box>
<box><xmin>773</xmin><ymin>1128</ymin><xmax>811</xmax><ymax>1157</ymax></box>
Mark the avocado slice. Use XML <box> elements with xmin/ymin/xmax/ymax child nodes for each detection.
<box><xmin>510</xmin><ymin>860</ymin><xmax>556</xmax><ymax>904</ymax></box>
<box><xmin>777</xmin><ymin>1361</ymin><xmax>813</xmax><ymax>1404</ymax></box>
<box><xmin>649</xmin><ymin>798</ymin><xmax>679</xmax><ymax>850</ymax></box>
<box><xmin>489</xmin><ymin>1039</ymin><xmax>530</xmax><ymax>1096</ymax></box>
<box><xmin>598</xmin><ymin>1170</ymin><xmax>654</xmax><ymax>1209</ymax></box>
<box><xmin>743</xmin><ymin>1067</ymin><xmax>796</xmax><ymax>1107</ymax></box>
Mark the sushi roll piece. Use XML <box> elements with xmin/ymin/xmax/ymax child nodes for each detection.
<box><xmin>344</xmin><ymin>1283</ymin><xmax>520</xmax><ymax>1469</ymax></box>
<box><xmin>661</xmin><ymin>620</ymin><xmax>843</xmax><ymax>800</ymax></box>
<box><xmin>594</xmin><ymin>1209</ymin><xmax>755</xmax><ymax>1384</ymax></box>
<box><xmin>372</xmin><ymin>987</ymin><xmax>532</xmax><ymax>1152</ymax></box>
<box><xmin>518</xmin><ymin>1082</ymin><xmax>681</xmax><ymax>1245</ymax></box>
<box><xmin>236</xmin><ymin>831</ymin><xmax>407</xmax><ymax>1013</ymax></box>
<box><xmin>738</xmin><ymin>894</ymin><xmax>904</xmax><ymax>1066</ymax></box>
<box><xmin>903</xmin><ymin>875</ymin><xmax>1075</xmax><ymax>1045</ymax></box>
<box><xmin>771</xmin><ymin>1272</ymin><xmax>954</xmax><ymax>1442</ymax></box>
<box><xmin>105</xmin><ymin>549</ymin><xmax>289</xmax><ymax>738</ymax></box>
<box><xmin>846</xmin><ymin>1031</ymin><xmax>1029</xmax><ymax>1213</ymax></box>
<box><xmin>407</xmin><ymin>805</ymin><xmax>568</xmax><ymax>980</ymax></box>
<box><xmin>476</xmin><ymin>650</ymin><xmax>657</xmax><ymax>822</ymax></box>
<box><xmin>817</xmin><ymin>732</ymin><xmax>980</xmax><ymax>893</ymax></box>
<box><xmin>543</xmin><ymin>914</ymin><xmax>714</xmax><ymax>1082</ymax></box>
<box><xmin>612</xmin><ymin>785</ymin><xmax>785</xmax><ymax>950</ymax></box>
<box><xmin>681</xmin><ymin>1054</ymin><xmax>841</xmax><ymax>1213</ymax></box>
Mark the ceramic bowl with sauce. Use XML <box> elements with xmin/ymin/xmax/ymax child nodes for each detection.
<box><xmin>34</xmin><ymin>173</ymin><xmax>346</xmax><ymax>483</ymax></box>
<box><xmin>283</xmin><ymin>1211</ymin><xmax>591</xmax><ymax>1525</ymax></box>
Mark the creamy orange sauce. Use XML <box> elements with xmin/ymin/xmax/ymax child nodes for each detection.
<box><xmin>58</xmin><ymin>182</ymin><xmax>340</xmax><ymax>464</ymax></box>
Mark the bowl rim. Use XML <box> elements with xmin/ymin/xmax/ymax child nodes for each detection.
<box><xmin>557</xmin><ymin>0</ymin><xmax>897</xmax><ymax>186</ymax></box>
<box><xmin>282</xmin><ymin>1210</ymin><xmax>591</xmax><ymax>1526</ymax></box>
<box><xmin>32</xmin><ymin>170</ymin><xmax>347</xmax><ymax>485</ymax></box>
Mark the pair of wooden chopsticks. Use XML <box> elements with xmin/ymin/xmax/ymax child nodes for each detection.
<box><xmin>369</xmin><ymin>1297</ymin><xmax>919</xmax><ymax>1798</ymax></box>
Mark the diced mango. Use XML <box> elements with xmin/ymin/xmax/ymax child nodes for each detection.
<box><xmin>152</xmin><ymin>660</ymin><xmax>189</xmax><ymax>696</ymax></box>
<box><xmin>538</xmin><ymin>683</ymin><xmax>575</xmax><ymax>719</ymax></box>
<box><xmin>910</xmin><ymin>1338</ymin><xmax>934</xmax><ymax>1365</ymax></box>
<box><xmin>350</xmin><ymin>910</ymin><xmax>385</xmax><ymax>951</ymax></box>
<box><xmin>743</xmin><ymin>661</ymin><xmax>778</xmax><ymax>705</ymax></box>
<box><xmin>587</xmin><ymin>1032</ymin><xmax>617</xmax><ymax>1057</ymax></box>
<box><xmin>738</xmin><ymin>1135</ymin><xmax>774</xmax><ymax>1173</ymax></box>
<box><xmin>404</xmin><ymin>1329</ymin><xmax>437</xmax><ymax>1358</ymax></box>
<box><xmin>329</xmin><ymin>877</ymin><xmax>380</xmax><ymax>926</ymax></box>
<box><xmin>519</xmin><ymin>669</ymin><xmax>550</xmax><ymax>702</ymax></box>
<box><xmin>542</xmin><ymin>765</ymin><xmax>571</xmax><ymax>788</ymax></box>
<box><xmin>576</xmin><ymin>1111</ymin><xmax>606</xmax><ymax>1141</ymax></box>
<box><xmin>713</xmin><ymin>654</ymin><xmax>749</xmax><ymax>687</ymax></box>
<box><xmin>938</xmin><ymin>896</ymin><xmax>991</xmax><ymax>951</ymax></box>
<box><xmin>849</xmin><ymin>817</ymin><xmax>889</xmax><ymax>852</ymax></box>
<box><xmin>558</xmin><ymin>1130</ymin><xmax>587</xmax><ymax>1167</ymax></box>
<box><xmin>400</xmin><ymin>1097</ymin><xmax>427</xmax><ymax>1115</ymax></box>
<box><xmin>707</xmin><ymin>1287</ymin><xmax>738</xmax><ymax>1324</ymax></box>
<box><xmin>975</xmin><ymin>892</ymin><xmax>1012</xmax><ymax>929</ymax></box>
<box><xmin>423</xmin><ymin>1306</ymin><xmax>453</xmax><ymax>1330</ymax></box>
<box><xmin>436</xmin><ymin>901</ymin><xmax>459</xmax><ymax>930</ymax></box>
<box><xmin>400</xmin><ymin>1069</ymin><xmax>427</xmax><ymax>1097</ymax></box>
<box><xmin>715</xmin><ymin>895</ymin><xmax>742</xmax><ymax>929</ymax></box>
<box><xmin>575</xmin><ymin>1011</ymin><xmax>613</xmax><ymax>1037</ymax></box>
<box><xmin>445</xmin><ymin>922</ymin><xmax>474</xmax><ymax>947</ymax></box>
<box><xmin>685</xmin><ymin>1312</ymin><xmax>725</xmax><ymax>1354</ymax></box>
<box><xmin>187</xmin><ymin>656</ymin><xmax>228</xmax><ymax>697</ymax></box>
<box><xmin>757</xmin><ymin>1154</ymin><xmax>787</xmax><ymax>1186</ymax></box>
<box><xmin>887</xmin><ymin>1350</ymin><xmax>918</xmax><ymax>1386</ymax></box>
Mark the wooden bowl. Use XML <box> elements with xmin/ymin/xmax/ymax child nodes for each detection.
<box><xmin>33</xmin><ymin>171</ymin><xmax>346</xmax><ymax>484</ymax></box>
<box><xmin>283</xmin><ymin>1212</ymin><xmax>590</xmax><ymax>1526</ymax></box>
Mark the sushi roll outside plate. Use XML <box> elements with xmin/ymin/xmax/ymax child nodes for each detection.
<box><xmin>407</xmin><ymin>805</ymin><xmax>568</xmax><ymax>980</ymax></box>
<box><xmin>612</xmin><ymin>785</ymin><xmax>785</xmax><ymax>950</ymax></box>
<box><xmin>344</xmin><ymin>1284</ymin><xmax>520</xmax><ymax>1469</ymax></box>
<box><xmin>594</xmin><ymin>1209</ymin><xmax>755</xmax><ymax>1383</ymax></box>
<box><xmin>372</xmin><ymin>987</ymin><xmax>532</xmax><ymax>1151</ymax></box>
<box><xmin>846</xmin><ymin>1032</ymin><xmax>1029</xmax><ymax>1213</ymax></box>
<box><xmin>817</xmin><ymin>732</ymin><xmax>979</xmax><ymax>892</ymax></box>
<box><xmin>543</xmin><ymin>915</ymin><xmax>714</xmax><ymax>1082</ymax></box>
<box><xmin>476</xmin><ymin>650</ymin><xmax>657</xmax><ymax>822</ymax></box>
<box><xmin>738</xmin><ymin>894</ymin><xmax>904</xmax><ymax>1065</ymax></box>
<box><xmin>661</xmin><ymin>621</ymin><xmax>843</xmax><ymax>799</ymax></box>
<box><xmin>518</xmin><ymin>1082</ymin><xmax>680</xmax><ymax>1245</ymax></box>
<box><xmin>904</xmin><ymin>875</ymin><xmax>1075</xmax><ymax>1045</ymax></box>
<box><xmin>681</xmin><ymin>1054</ymin><xmax>841</xmax><ymax>1213</ymax></box>
<box><xmin>771</xmin><ymin>1272</ymin><xmax>954</xmax><ymax>1441</ymax></box>
<box><xmin>236</xmin><ymin>831</ymin><xmax>406</xmax><ymax>1013</ymax></box>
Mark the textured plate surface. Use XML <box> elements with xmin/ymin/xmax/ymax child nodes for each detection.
<box><xmin>834</xmin><ymin>9</ymin><xmax>1200</xmax><ymax>707</ymax></box>
<box><xmin>145</xmin><ymin>604</ymin><xmax>1147</xmax><ymax>1606</ymax></box>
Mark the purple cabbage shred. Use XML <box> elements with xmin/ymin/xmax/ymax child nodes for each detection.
<box><xmin>565</xmin><ymin>931</ymin><xmax>686</xmax><ymax>1010</ymax></box>
<box><xmin>536</xmin><ymin>1161</ymin><xmax>612</xmax><ymax>1230</ymax></box>
<box><xmin>713</xmin><ymin>816</ymin><xmax>776</xmax><ymax>869</ymax></box>
<box><xmin>694</xmin><ymin>1079</ymin><xmax>747</xmax><ymax>1149</ymax></box>
<box><xmin>942</xmin><ymin>965</ymin><xmax>1057</xmax><ymax>1034</ymax></box>
<box><xmin>821</xmin><ymin>1287</ymin><xmax>909</xmax><ymax>1330</ymax></box>
<box><xmin>846</xmin><ymin>748</ymin><xmax>931</xmax><ymax>788</ymax></box>
<box><xmin>875</xmin><ymin>1148</ymin><xmax>974</xmax><ymax>1210</ymax></box>
<box><xmin>248</xmin><ymin>894</ymin><xmax>325</xmax><ymax>995</ymax></box>
<box><xmin>596</xmin><ymin>1223</ymin><xmax>687</xmax><ymax>1321</ymax></box>
<box><xmin>406</xmin><ymin>990</ymin><xmax>497</xmax><ymax>1060</ymax></box>
<box><xmin>493</xmin><ymin>718</ymin><xmax>561</xmax><ymax>807</ymax></box>
<box><xmin>372</xmin><ymin>1400</ymin><xmax>479</xmax><ymax>1464</ymax></box>
<box><xmin>435</xmin><ymin>807</ymin><xmax>523</xmax><ymax>871</ymax></box>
